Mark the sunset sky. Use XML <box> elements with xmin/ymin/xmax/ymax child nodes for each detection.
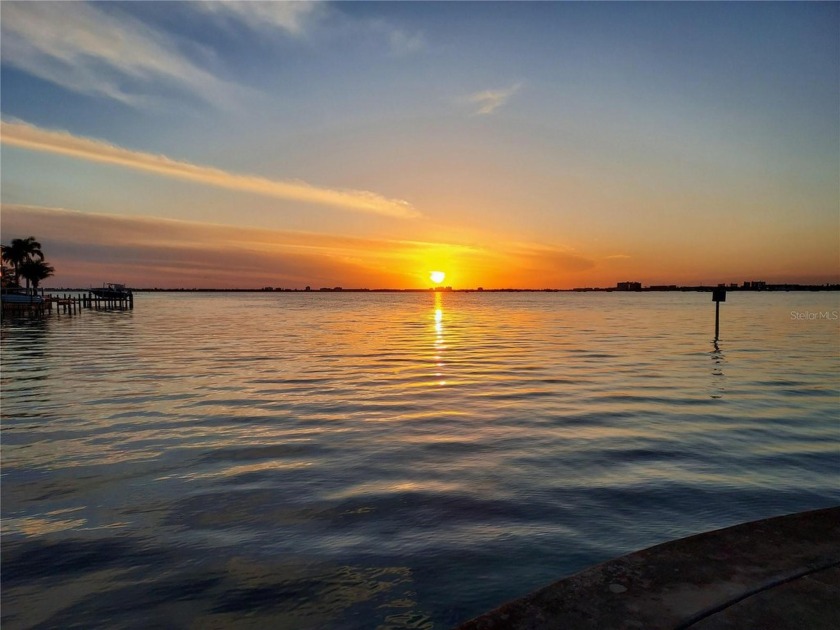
<box><xmin>2</xmin><ymin>1</ymin><xmax>838</xmax><ymax>289</ymax></box>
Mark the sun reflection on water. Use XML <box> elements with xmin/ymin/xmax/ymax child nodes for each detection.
<box><xmin>433</xmin><ymin>291</ymin><xmax>446</xmax><ymax>386</ymax></box>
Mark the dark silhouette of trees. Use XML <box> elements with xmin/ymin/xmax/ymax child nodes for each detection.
<box><xmin>2</xmin><ymin>237</ymin><xmax>56</xmax><ymax>294</ymax></box>
<box><xmin>1</xmin><ymin>236</ymin><xmax>44</xmax><ymax>287</ymax></box>
<box><xmin>19</xmin><ymin>259</ymin><xmax>54</xmax><ymax>294</ymax></box>
<box><xmin>0</xmin><ymin>247</ymin><xmax>15</xmax><ymax>288</ymax></box>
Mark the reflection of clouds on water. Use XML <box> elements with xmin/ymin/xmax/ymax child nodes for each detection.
<box><xmin>2</xmin><ymin>508</ymin><xmax>88</xmax><ymax>537</ymax></box>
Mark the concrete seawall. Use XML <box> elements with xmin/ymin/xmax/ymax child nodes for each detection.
<box><xmin>457</xmin><ymin>506</ymin><xmax>840</xmax><ymax>629</ymax></box>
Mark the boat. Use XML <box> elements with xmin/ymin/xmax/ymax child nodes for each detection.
<box><xmin>1</xmin><ymin>288</ymin><xmax>44</xmax><ymax>304</ymax></box>
<box><xmin>90</xmin><ymin>283</ymin><xmax>132</xmax><ymax>299</ymax></box>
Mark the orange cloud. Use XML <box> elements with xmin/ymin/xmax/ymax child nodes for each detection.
<box><xmin>0</xmin><ymin>119</ymin><xmax>419</xmax><ymax>219</ymax></box>
<box><xmin>1</xmin><ymin>205</ymin><xmax>604</xmax><ymax>289</ymax></box>
<box><xmin>0</xmin><ymin>205</ymin><xmax>476</xmax><ymax>288</ymax></box>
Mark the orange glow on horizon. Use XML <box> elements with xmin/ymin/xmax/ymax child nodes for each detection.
<box><xmin>4</xmin><ymin>205</ymin><xmax>838</xmax><ymax>290</ymax></box>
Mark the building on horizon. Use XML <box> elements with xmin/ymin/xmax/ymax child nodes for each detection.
<box><xmin>616</xmin><ymin>281</ymin><xmax>642</xmax><ymax>291</ymax></box>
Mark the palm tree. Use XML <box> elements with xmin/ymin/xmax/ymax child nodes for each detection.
<box><xmin>0</xmin><ymin>243</ymin><xmax>17</xmax><ymax>286</ymax></box>
<box><xmin>0</xmin><ymin>245</ymin><xmax>16</xmax><ymax>287</ymax></box>
<box><xmin>19</xmin><ymin>259</ymin><xmax>54</xmax><ymax>295</ymax></box>
<box><xmin>2</xmin><ymin>237</ymin><xmax>44</xmax><ymax>287</ymax></box>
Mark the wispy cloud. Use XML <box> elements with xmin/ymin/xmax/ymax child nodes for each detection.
<box><xmin>1</xmin><ymin>120</ymin><xmax>419</xmax><ymax>219</ymax></box>
<box><xmin>465</xmin><ymin>83</ymin><xmax>523</xmax><ymax>115</ymax></box>
<box><xmin>0</xmin><ymin>1</ymin><xmax>232</xmax><ymax>107</ymax></box>
<box><xmin>191</xmin><ymin>1</ymin><xmax>320</xmax><ymax>36</ymax></box>
<box><xmin>1</xmin><ymin>1</ymin><xmax>422</xmax><ymax>108</ymax></box>
<box><xmin>192</xmin><ymin>2</ymin><xmax>423</xmax><ymax>57</ymax></box>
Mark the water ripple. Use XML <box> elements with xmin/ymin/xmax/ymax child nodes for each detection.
<box><xmin>2</xmin><ymin>291</ymin><xmax>838</xmax><ymax>628</ymax></box>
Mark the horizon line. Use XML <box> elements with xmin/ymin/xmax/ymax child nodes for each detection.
<box><xmin>39</xmin><ymin>283</ymin><xmax>840</xmax><ymax>293</ymax></box>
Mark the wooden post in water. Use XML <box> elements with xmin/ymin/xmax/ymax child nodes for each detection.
<box><xmin>712</xmin><ymin>288</ymin><xmax>726</xmax><ymax>340</ymax></box>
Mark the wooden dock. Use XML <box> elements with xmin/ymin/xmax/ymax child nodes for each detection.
<box><xmin>2</xmin><ymin>292</ymin><xmax>134</xmax><ymax>315</ymax></box>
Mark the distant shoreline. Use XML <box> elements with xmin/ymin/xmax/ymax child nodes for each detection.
<box><xmin>43</xmin><ymin>284</ymin><xmax>840</xmax><ymax>293</ymax></box>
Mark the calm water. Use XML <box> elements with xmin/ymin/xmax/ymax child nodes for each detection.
<box><xmin>2</xmin><ymin>291</ymin><xmax>838</xmax><ymax>629</ymax></box>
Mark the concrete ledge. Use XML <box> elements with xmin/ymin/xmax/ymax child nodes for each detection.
<box><xmin>456</xmin><ymin>506</ymin><xmax>840</xmax><ymax>629</ymax></box>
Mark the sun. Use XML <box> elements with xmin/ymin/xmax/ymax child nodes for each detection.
<box><xmin>430</xmin><ymin>271</ymin><xmax>446</xmax><ymax>285</ymax></box>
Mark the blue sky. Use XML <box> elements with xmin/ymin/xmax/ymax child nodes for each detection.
<box><xmin>1</xmin><ymin>1</ymin><xmax>838</xmax><ymax>289</ymax></box>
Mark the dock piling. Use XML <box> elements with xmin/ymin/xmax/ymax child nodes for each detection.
<box><xmin>712</xmin><ymin>288</ymin><xmax>726</xmax><ymax>340</ymax></box>
<box><xmin>3</xmin><ymin>290</ymin><xmax>134</xmax><ymax>316</ymax></box>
